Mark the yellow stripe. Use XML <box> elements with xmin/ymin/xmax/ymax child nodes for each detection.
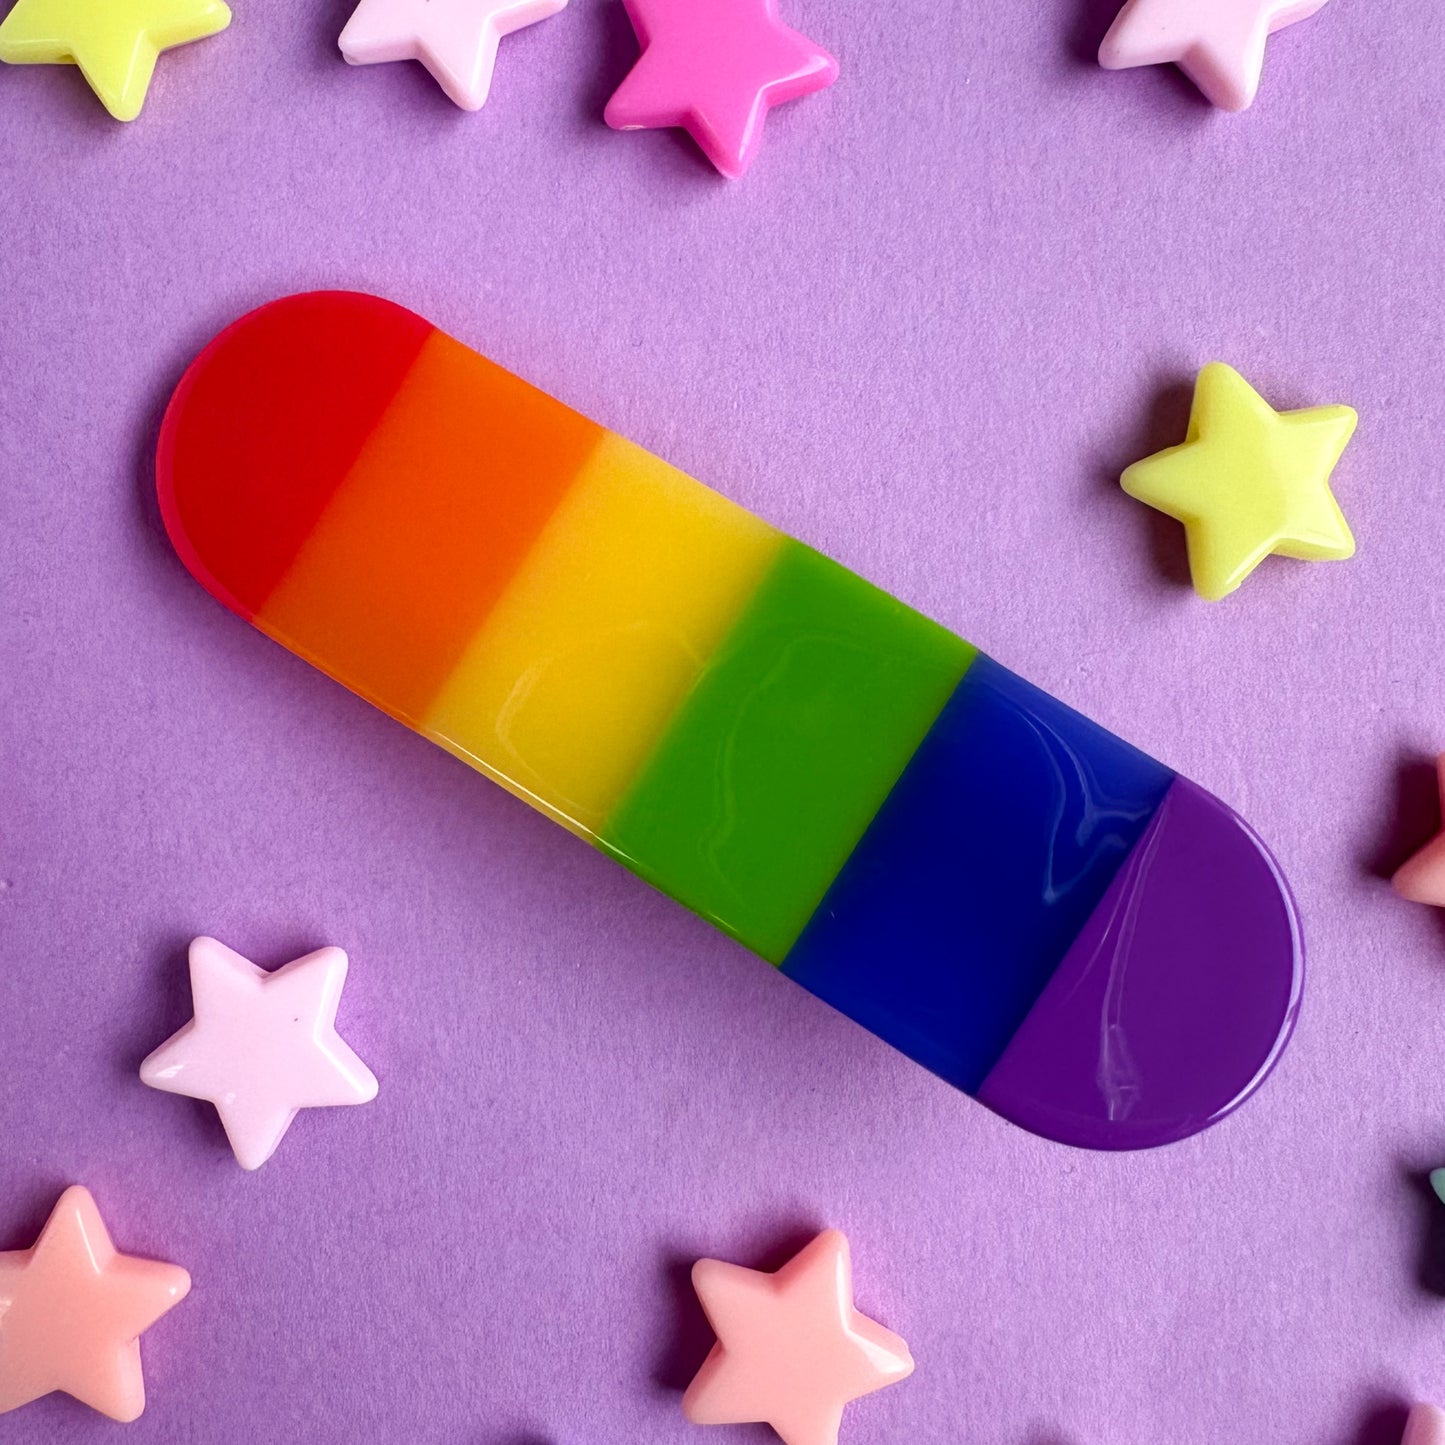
<box><xmin>422</xmin><ymin>431</ymin><xmax>783</xmax><ymax>839</ymax></box>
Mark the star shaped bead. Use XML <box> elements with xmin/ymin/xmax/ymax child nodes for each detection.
<box><xmin>0</xmin><ymin>0</ymin><xmax>230</xmax><ymax>121</ymax></box>
<box><xmin>338</xmin><ymin>0</ymin><xmax>566</xmax><ymax>111</ymax></box>
<box><xmin>1098</xmin><ymin>0</ymin><xmax>1331</xmax><ymax>112</ymax></box>
<box><xmin>1405</xmin><ymin>1404</ymin><xmax>1445</xmax><ymax>1445</ymax></box>
<box><xmin>140</xmin><ymin>936</ymin><xmax>379</xmax><ymax>1170</ymax></box>
<box><xmin>1392</xmin><ymin>757</ymin><xmax>1445</xmax><ymax>907</ymax></box>
<box><xmin>683</xmin><ymin>1229</ymin><xmax>913</xmax><ymax>1445</ymax></box>
<box><xmin>1120</xmin><ymin>362</ymin><xmax>1356</xmax><ymax>600</ymax></box>
<box><xmin>0</xmin><ymin>1186</ymin><xmax>190</xmax><ymax>1422</ymax></box>
<box><xmin>604</xmin><ymin>0</ymin><xmax>837</xmax><ymax>179</ymax></box>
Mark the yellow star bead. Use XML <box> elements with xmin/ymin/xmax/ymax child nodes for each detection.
<box><xmin>0</xmin><ymin>0</ymin><xmax>231</xmax><ymax>121</ymax></box>
<box><xmin>1121</xmin><ymin>362</ymin><xmax>1358</xmax><ymax>601</ymax></box>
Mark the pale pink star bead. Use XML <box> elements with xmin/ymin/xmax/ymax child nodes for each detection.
<box><xmin>339</xmin><ymin>0</ymin><xmax>567</xmax><ymax>111</ymax></box>
<box><xmin>140</xmin><ymin>936</ymin><xmax>378</xmax><ymax>1170</ymax></box>
<box><xmin>1098</xmin><ymin>0</ymin><xmax>1332</xmax><ymax>112</ymax></box>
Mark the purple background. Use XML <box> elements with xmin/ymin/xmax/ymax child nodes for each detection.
<box><xmin>4</xmin><ymin>0</ymin><xmax>1445</xmax><ymax>1440</ymax></box>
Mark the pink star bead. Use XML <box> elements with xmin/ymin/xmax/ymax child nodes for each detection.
<box><xmin>140</xmin><ymin>936</ymin><xmax>379</xmax><ymax>1170</ymax></box>
<box><xmin>1393</xmin><ymin>756</ymin><xmax>1445</xmax><ymax>907</ymax></box>
<box><xmin>0</xmin><ymin>1187</ymin><xmax>190</xmax><ymax>1422</ymax></box>
<box><xmin>339</xmin><ymin>0</ymin><xmax>567</xmax><ymax>111</ymax></box>
<box><xmin>683</xmin><ymin>1230</ymin><xmax>913</xmax><ymax>1445</ymax></box>
<box><xmin>1406</xmin><ymin>1406</ymin><xmax>1445</xmax><ymax>1445</ymax></box>
<box><xmin>1098</xmin><ymin>0</ymin><xmax>1331</xmax><ymax>112</ymax></box>
<box><xmin>604</xmin><ymin>0</ymin><xmax>837</xmax><ymax>179</ymax></box>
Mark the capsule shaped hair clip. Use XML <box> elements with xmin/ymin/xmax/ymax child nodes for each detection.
<box><xmin>157</xmin><ymin>291</ymin><xmax>1303</xmax><ymax>1151</ymax></box>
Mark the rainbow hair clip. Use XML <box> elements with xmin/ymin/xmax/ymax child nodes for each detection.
<box><xmin>157</xmin><ymin>292</ymin><xmax>1302</xmax><ymax>1151</ymax></box>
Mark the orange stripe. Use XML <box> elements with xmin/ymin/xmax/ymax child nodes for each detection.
<box><xmin>258</xmin><ymin>329</ymin><xmax>604</xmax><ymax>724</ymax></box>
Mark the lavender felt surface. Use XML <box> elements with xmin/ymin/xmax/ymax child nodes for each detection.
<box><xmin>3</xmin><ymin>0</ymin><xmax>1445</xmax><ymax>1441</ymax></box>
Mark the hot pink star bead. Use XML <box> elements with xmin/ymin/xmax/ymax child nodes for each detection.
<box><xmin>604</xmin><ymin>0</ymin><xmax>837</xmax><ymax>179</ymax></box>
<box><xmin>683</xmin><ymin>1229</ymin><xmax>913</xmax><ymax>1445</ymax></box>
<box><xmin>1098</xmin><ymin>0</ymin><xmax>1332</xmax><ymax>112</ymax></box>
<box><xmin>0</xmin><ymin>1187</ymin><xmax>190</xmax><ymax>1422</ymax></box>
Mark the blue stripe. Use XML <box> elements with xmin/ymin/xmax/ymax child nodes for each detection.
<box><xmin>781</xmin><ymin>655</ymin><xmax>1174</xmax><ymax>1092</ymax></box>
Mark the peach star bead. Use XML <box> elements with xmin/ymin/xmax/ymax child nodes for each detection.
<box><xmin>1393</xmin><ymin>757</ymin><xmax>1445</xmax><ymax>907</ymax></box>
<box><xmin>1099</xmin><ymin>0</ymin><xmax>1331</xmax><ymax>112</ymax></box>
<box><xmin>0</xmin><ymin>1186</ymin><xmax>190</xmax><ymax>1422</ymax></box>
<box><xmin>140</xmin><ymin>936</ymin><xmax>378</xmax><ymax>1170</ymax></box>
<box><xmin>338</xmin><ymin>0</ymin><xmax>567</xmax><ymax>111</ymax></box>
<box><xmin>683</xmin><ymin>1230</ymin><xmax>913</xmax><ymax>1445</ymax></box>
<box><xmin>604</xmin><ymin>0</ymin><xmax>837</xmax><ymax>180</ymax></box>
<box><xmin>1405</xmin><ymin>1405</ymin><xmax>1445</xmax><ymax>1445</ymax></box>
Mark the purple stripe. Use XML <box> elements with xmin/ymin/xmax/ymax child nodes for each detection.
<box><xmin>974</xmin><ymin>777</ymin><xmax>1303</xmax><ymax>1151</ymax></box>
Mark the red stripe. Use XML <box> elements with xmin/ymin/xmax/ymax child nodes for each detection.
<box><xmin>156</xmin><ymin>292</ymin><xmax>433</xmax><ymax>620</ymax></box>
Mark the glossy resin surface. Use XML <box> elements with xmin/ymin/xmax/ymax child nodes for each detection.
<box><xmin>157</xmin><ymin>290</ymin><xmax>1304</xmax><ymax>1150</ymax></box>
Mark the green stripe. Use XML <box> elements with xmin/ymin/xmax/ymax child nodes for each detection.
<box><xmin>598</xmin><ymin>540</ymin><xmax>976</xmax><ymax>962</ymax></box>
